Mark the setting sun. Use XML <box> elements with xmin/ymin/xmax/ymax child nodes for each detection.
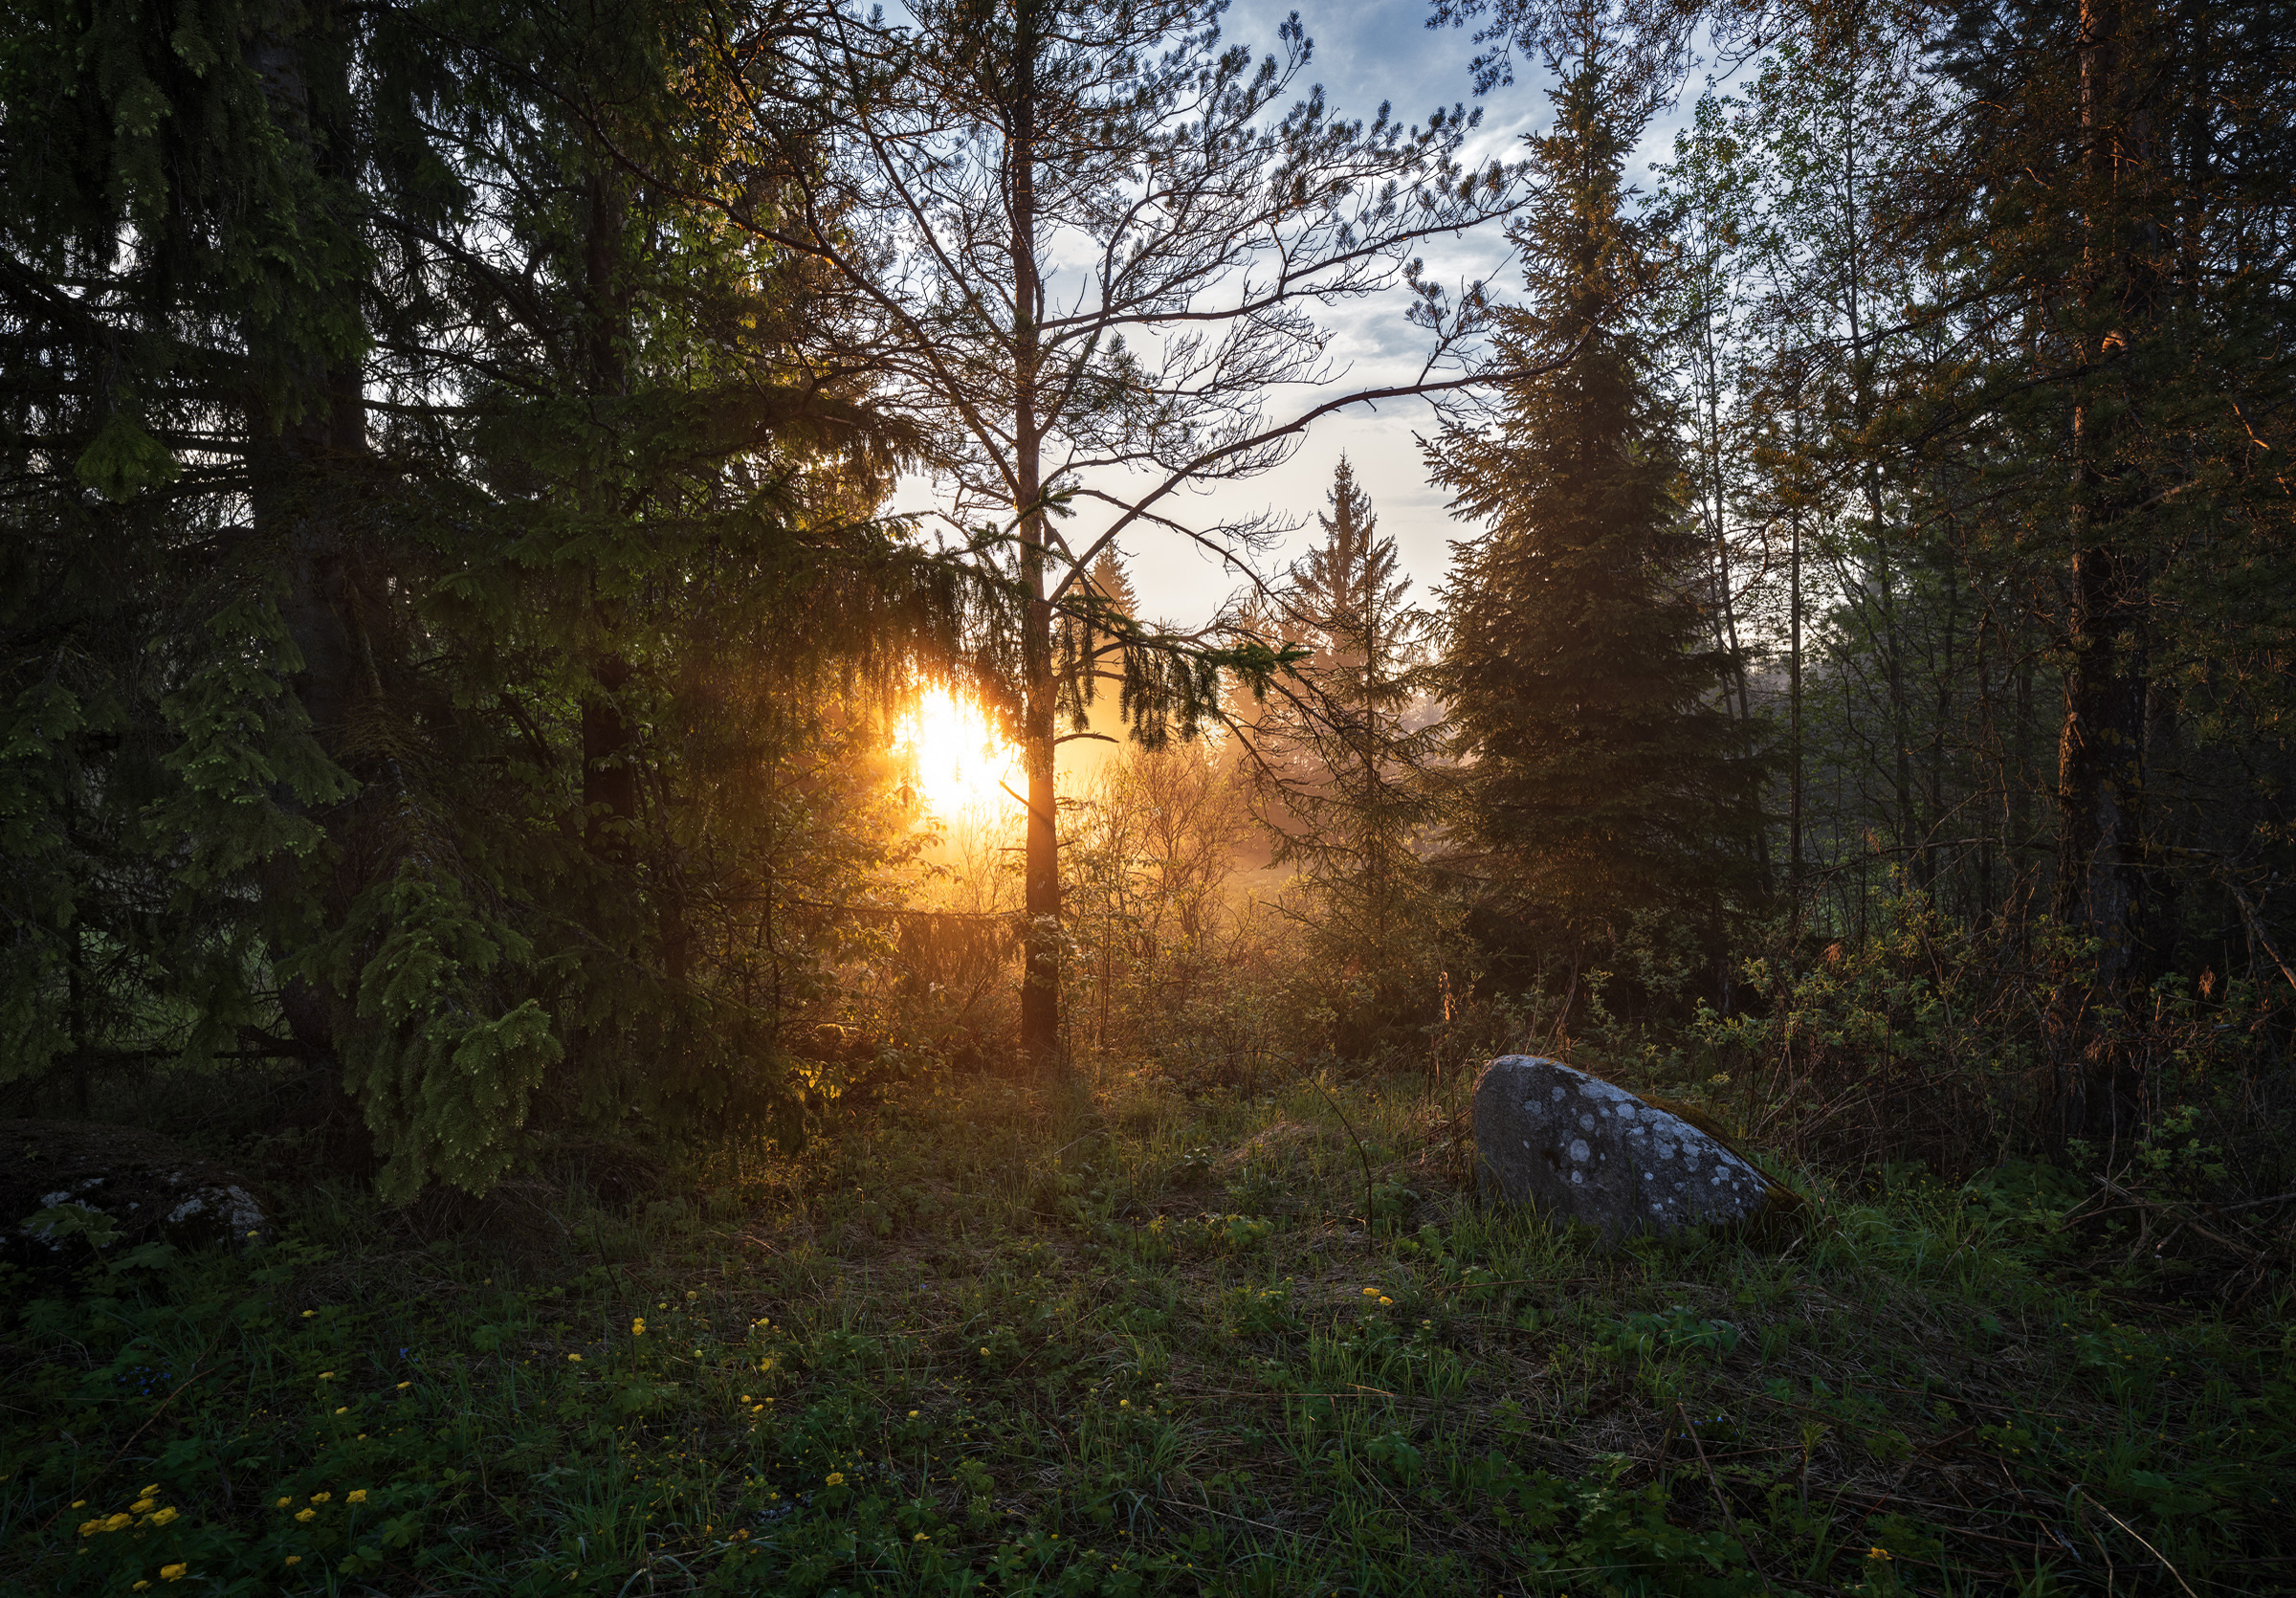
<box><xmin>897</xmin><ymin>687</ymin><xmax>1022</xmax><ymax>816</ymax></box>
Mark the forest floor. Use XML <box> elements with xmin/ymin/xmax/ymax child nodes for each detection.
<box><xmin>3</xmin><ymin>1063</ymin><xmax>2291</xmax><ymax>1596</ymax></box>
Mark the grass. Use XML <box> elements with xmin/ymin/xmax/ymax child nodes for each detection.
<box><xmin>3</xmin><ymin>1064</ymin><xmax>2291</xmax><ymax>1596</ymax></box>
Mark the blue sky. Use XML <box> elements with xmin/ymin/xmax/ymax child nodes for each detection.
<box><xmin>885</xmin><ymin>0</ymin><xmax>1702</xmax><ymax>635</ymax></box>
<box><xmin>1115</xmin><ymin>0</ymin><xmax>1554</xmax><ymax>629</ymax></box>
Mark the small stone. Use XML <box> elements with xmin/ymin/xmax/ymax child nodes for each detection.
<box><xmin>1472</xmin><ymin>1056</ymin><xmax>1774</xmax><ymax>1239</ymax></box>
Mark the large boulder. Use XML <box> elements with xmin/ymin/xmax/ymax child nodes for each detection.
<box><xmin>1472</xmin><ymin>1056</ymin><xmax>1775</xmax><ymax>1240</ymax></box>
<box><xmin>1</xmin><ymin>1120</ymin><xmax>271</xmax><ymax>1269</ymax></box>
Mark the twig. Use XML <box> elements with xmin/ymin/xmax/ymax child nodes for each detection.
<box><xmin>1675</xmin><ymin>1401</ymin><xmax>1761</xmax><ymax>1574</ymax></box>
<box><xmin>2073</xmin><ymin>1485</ymin><xmax>2200</xmax><ymax>1598</ymax></box>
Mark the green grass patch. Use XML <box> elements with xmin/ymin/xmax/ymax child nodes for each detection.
<box><xmin>4</xmin><ymin>1070</ymin><xmax>2291</xmax><ymax>1594</ymax></box>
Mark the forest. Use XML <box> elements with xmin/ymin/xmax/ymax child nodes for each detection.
<box><xmin>3</xmin><ymin>0</ymin><xmax>2293</xmax><ymax>1590</ymax></box>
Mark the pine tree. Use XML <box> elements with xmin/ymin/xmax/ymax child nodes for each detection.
<box><xmin>678</xmin><ymin>0</ymin><xmax>1534</xmax><ymax>1074</ymax></box>
<box><xmin>1432</xmin><ymin>33</ymin><xmax>1770</xmax><ymax>970</ymax></box>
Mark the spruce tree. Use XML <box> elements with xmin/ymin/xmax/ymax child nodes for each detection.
<box><xmin>1234</xmin><ymin>456</ymin><xmax>1441</xmax><ymax>1017</ymax></box>
<box><xmin>1432</xmin><ymin>35</ymin><xmax>1769</xmax><ymax>968</ymax></box>
<box><xmin>0</xmin><ymin>0</ymin><xmax>972</xmax><ymax>1188</ymax></box>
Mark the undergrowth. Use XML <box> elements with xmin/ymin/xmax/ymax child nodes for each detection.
<box><xmin>3</xmin><ymin>1068</ymin><xmax>2291</xmax><ymax>1595</ymax></box>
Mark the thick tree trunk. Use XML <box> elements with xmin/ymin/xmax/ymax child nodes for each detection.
<box><xmin>248</xmin><ymin>0</ymin><xmax>367</xmax><ymax>1066</ymax></box>
<box><xmin>2051</xmin><ymin>543</ymin><xmax>2148</xmax><ymax>992</ymax></box>
<box><xmin>578</xmin><ymin>169</ymin><xmax>642</xmax><ymax>876</ymax></box>
<box><xmin>2048</xmin><ymin>0</ymin><xmax>2161</xmax><ymax>1135</ymax></box>
<box><xmin>583</xmin><ymin>656</ymin><xmax>638</xmax><ymax>858</ymax></box>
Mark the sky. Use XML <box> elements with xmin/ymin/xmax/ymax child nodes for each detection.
<box><xmin>883</xmin><ymin>0</ymin><xmax>1704</xmax><ymax>636</ymax></box>
<box><xmin>878</xmin><ymin>0</ymin><xmax>1552</xmax><ymax>633</ymax></box>
<box><xmin>1113</xmin><ymin>0</ymin><xmax>1551</xmax><ymax>627</ymax></box>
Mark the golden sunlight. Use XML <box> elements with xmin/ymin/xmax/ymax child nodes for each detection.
<box><xmin>896</xmin><ymin>687</ymin><xmax>1022</xmax><ymax>817</ymax></box>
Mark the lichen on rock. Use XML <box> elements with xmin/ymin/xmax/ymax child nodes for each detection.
<box><xmin>1471</xmin><ymin>1055</ymin><xmax>1777</xmax><ymax>1240</ymax></box>
<box><xmin>2</xmin><ymin>1120</ymin><xmax>272</xmax><ymax>1269</ymax></box>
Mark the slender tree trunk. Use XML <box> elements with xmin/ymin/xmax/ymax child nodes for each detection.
<box><xmin>1976</xmin><ymin>601</ymin><xmax>1997</xmax><ymax>921</ymax></box>
<box><xmin>1928</xmin><ymin>566</ymin><xmax>1956</xmax><ymax>892</ymax></box>
<box><xmin>2012</xmin><ymin>648</ymin><xmax>2035</xmax><ymax>896</ymax></box>
<box><xmin>1009</xmin><ymin>11</ymin><xmax>1063</xmax><ymax>1077</ymax></box>
<box><xmin>1788</xmin><ymin>497</ymin><xmax>1803</xmax><ymax>914</ymax></box>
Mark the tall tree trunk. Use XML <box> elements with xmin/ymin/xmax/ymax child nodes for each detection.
<box><xmin>248</xmin><ymin>0</ymin><xmax>366</xmax><ymax>1065</ymax></box>
<box><xmin>2049</xmin><ymin>0</ymin><xmax>2159</xmax><ymax>1132</ymax></box>
<box><xmin>580</xmin><ymin>170</ymin><xmax>640</xmax><ymax>872</ymax></box>
<box><xmin>1788</xmin><ymin>496</ymin><xmax>1803</xmax><ymax>914</ymax></box>
<box><xmin>1009</xmin><ymin>9</ymin><xmax>1063</xmax><ymax>1077</ymax></box>
<box><xmin>2052</xmin><ymin>544</ymin><xmax>2148</xmax><ymax>992</ymax></box>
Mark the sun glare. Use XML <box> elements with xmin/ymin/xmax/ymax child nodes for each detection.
<box><xmin>897</xmin><ymin>687</ymin><xmax>1022</xmax><ymax>817</ymax></box>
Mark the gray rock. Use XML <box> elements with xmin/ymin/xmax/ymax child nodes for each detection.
<box><xmin>1472</xmin><ymin>1056</ymin><xmax>1772</xmax><ymax>1239</ymax></box>
<box><xmin>2</xmin><ymin>1120</ymin><xmax>272</xmax><ymax>1269</ymax></box>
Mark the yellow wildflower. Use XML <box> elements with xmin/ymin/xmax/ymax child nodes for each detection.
<box><xmin>161</xmin><ymin>1565</ymin><xmax>188</xmax><ymax>1582</ymax></box>
<box><xmin>149</xmin><ymin>1507</ymin><xmax>180</xmax><ymax>1526</ymax></box>
<box><xmin>103</xmin><ymin>1513</ymin><xmax>133</xmax><ymax>1532</ymax></box>
<box><xmin>1362</xmin><ymin>1287</ymin><xmax>1380</xmax><ymax>1297</ymax></box>
<box><xmin>133</xmin><ymin>1584</ymin><xmax>151</xmax><ymax>1592</ymax></box>
<box><xmin>140</xmin><ymin>1485</ymin><xmax>159</xmax><ymax>1496</ymax></box>
<box><xmin>297</xmin><ymin>1509</ymin><xmax>317</xmax><ymax>1522</ymax></box>
<box><xmin>131</xmin><ymin>1498</ymin><xmax>156</xmax><ymax>1514</ymax></box>
<box><xmin>347</xmin><ymin>1490</ymin><xmax>368</xmax><ymax>1504</ymax></box>
<box><xmin>1379</xmin><ymin>1297</ymin><xmax>1393</xmax><ymax>1306</ymax></box>
<box><xmin>319</xmin><ymin>1371</ymin><xmax>334</xmax><ymax>1380</ymax></box>
<box><xmin>915</xmin><ymin>1532</ymin><xmax>929</xmax><ymax>1542</ymax></box>
<box><xmin>301</xmin><ymin>1310</ymin><xmax>317</xmax><ymax>1318</ymax></box>
<box><xmin>1867</xmin><ymin>1547</ymin><xmax>1893</xmax><ymax>1562</ymax></box>
<box><xmin>77</xmin><ymin>1520</ymin><xmax>102</xmax><ymax>1538</ymax></box>
<box><xmin>825</xmin><ymin>1472</ymin><xmax>846</xmax><ymax>1487</ymax></box>
<box><xmin>285</xmin><ymin>1556</ymin><xmax>302</xmax><ymax>1567</ymax></box>
<box><xmin>567</xmin><ymin>1354</ymin><xmax>583</xmax><ymax>1363</ymax></box>
<box><xmin>632</xmin><ymin>1319</ymin><xmax>647</xmax><ymax>1337</ymax></box>
<box><xmin>276</xmin><ymin>1497</ymin><xmax>292</xmax><ymax>1509</ymax></box>
<box><xmin>310</xmin><ymin>1493</ymin><xmax>331</xmax><ymax>1504</ymax></box>
<box><xmin>397</xmin><ymin>1381</ymin><xmax>411</xmax><ymax>1388</ymax></box>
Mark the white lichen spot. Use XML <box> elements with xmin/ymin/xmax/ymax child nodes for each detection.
<box><xmin>222</xmin><ymin>1187</ymin><xmax>264</xmax><ymax>1233</ymax></box>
